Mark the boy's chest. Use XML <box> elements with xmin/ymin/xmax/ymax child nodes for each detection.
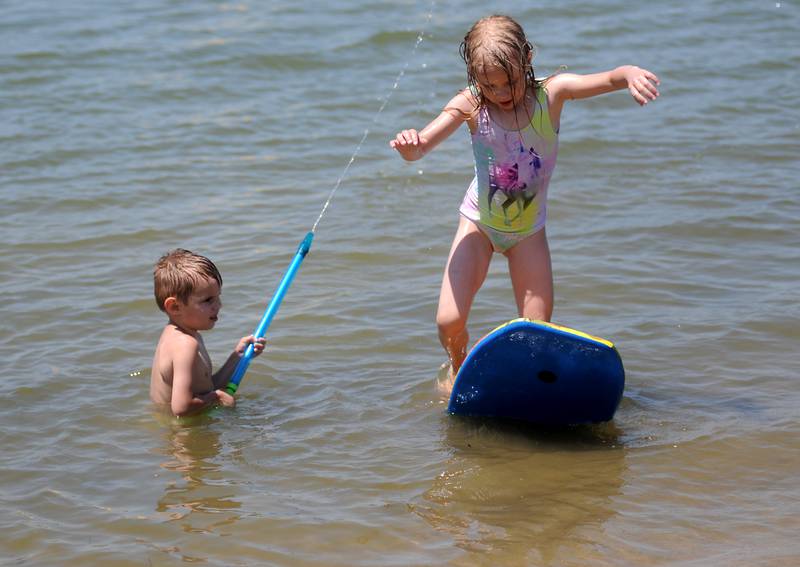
<box><xmin>192</xmin><ymin>343</ymin><xmax>214</xmax><ymax>392</ymax></box>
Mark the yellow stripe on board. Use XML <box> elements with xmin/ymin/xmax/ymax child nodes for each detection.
<box><xmin>491</xmin><ymin>318</ymin><xmax>615</xmax><ymax>349</ymax></box>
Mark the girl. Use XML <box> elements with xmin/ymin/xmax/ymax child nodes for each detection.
<box><xmin>390</xmin><ymin>14</ymin><xmax>659</xmax><ymax>393</ymax></box>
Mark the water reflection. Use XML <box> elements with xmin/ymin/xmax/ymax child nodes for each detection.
<box><xmin>153</xmin><ymin>414</ymin><xmax>242</xmax><ymax>534</ymax></box>
<box><xmin>415</xmin><ymin>416</ymin><xmax>627</xmax><ymax>564</ymax></box>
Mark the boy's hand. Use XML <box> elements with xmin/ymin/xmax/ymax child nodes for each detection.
<box><xmin>215</xmin><ymin>389</ymin><xmax>236</xmax><ymax>408</ymax></box>
<box><xmin>235</xmin><ymin>335</ymin><xmax>266</xmax><ymax>357</ymax></box>
<box><xmin>624</xmin><ymin>66</ymin><xmax>660</xmax><ymax>106</ymax></box>
<box><xmin>390</xmin><ymin>129</ymin><xmax>427</xmax><ymax>161</ymax></box>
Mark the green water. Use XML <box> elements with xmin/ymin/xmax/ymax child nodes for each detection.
<box><xmin>1</xmin><ymin>1</ymin><xmax>798</xmax><ymax>565</ymax></box>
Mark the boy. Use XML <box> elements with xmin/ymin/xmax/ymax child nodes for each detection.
<box><xmin>150</xmin><ymin>249</ymin><xmax>265</xmax><ymax>416</ymax></box>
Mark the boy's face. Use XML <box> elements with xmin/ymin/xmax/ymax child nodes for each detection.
<box><xmin>171</xmin><ymin>277</ymin><xmax>222</xmax><ymax>332</ymax></box>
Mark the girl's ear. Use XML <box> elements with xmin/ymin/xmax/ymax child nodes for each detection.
<box><xmin>164</xmin><ymin>296</ymin><xmax>180</xmax><ymax>314</ymax></box>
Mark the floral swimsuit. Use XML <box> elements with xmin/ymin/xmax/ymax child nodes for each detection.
<box><xmin>459</xmin><ymin>87</ymin><xmax>559</xmax><ymax>252</ymax></box>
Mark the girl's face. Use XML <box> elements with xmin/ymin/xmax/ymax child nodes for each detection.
<box><xmin>477</xmin><ymin>64</ymin><xmax>527</xmax><ymax>111</ymax></box>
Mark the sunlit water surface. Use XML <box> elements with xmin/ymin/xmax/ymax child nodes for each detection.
<box><xmin>1</xmin><ymin>1</ymin><xmax>798</xmax><ymax>565</ymax></box>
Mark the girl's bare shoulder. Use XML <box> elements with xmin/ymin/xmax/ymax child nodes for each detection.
<box><xmin>442</xmin><ymin>88</ymin><xmax>479</xmax><ymax>125</ymax></box>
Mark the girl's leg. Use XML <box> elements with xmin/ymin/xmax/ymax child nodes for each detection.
<box><xmin>437</xmin><ymin>216</ymin><xmax>493</xmax><ymax>374</ymax></box>
<box><xmin>505</xmin><ymin>228</ymin><xmax>554</xmax><ymax>321</ymax></box>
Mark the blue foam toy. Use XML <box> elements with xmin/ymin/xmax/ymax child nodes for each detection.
<box><xmin>447</xmin><ymin>319</ymin><xmax>625</xmax><ymax>425</ymax></box>
<box><xmin>225</xmin><ymin>231</ymin><xmax>313</xmax><ymax>395</ymax></box>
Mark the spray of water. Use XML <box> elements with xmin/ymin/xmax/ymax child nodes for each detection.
<box><xmin>311</xmin><ymin>2</ymin><xmax>435</xmax><ymax>234</ymax></box>
<box><xmin>226</xmin><ymin>3</ymin><xmax>438</xmax><ymax>394</ymax></box>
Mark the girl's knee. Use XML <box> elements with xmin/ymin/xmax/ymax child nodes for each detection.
<box><xmin>436</xmin><ymin>310</ymin><xmax>466</xmax><ymax>338</ymax></box>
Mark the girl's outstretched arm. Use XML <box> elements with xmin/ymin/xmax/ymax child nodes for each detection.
<box><xmin>544</xmin><ymin>65</ymin><xmax>659</xmax><ymax>131</ymax></box>
<box><xmin>547</xmin><ymin>65</ymin><xmax>659</xmax><ymax>108</ymax></box>
<box><xmin>390</xmin><ymin>90</ymin><xmax>476</xmax><ymax>161</ymax></box>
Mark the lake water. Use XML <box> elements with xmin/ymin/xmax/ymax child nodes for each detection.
<box><xmin>1</xmin><ymin>1</ymin><xmax>798</xmax><ymax>565</ymax></box>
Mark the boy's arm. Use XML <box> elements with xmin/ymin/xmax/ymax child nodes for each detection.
<box><xmin>389</xmin><ymin>90</ymin><xmax>475</xmax><ymax>161</ymax></box>
<box><xmin>211</xmin><ymin>335</ymin><xmax>266</xmax><ymax>389</ymax></box>
<box><xmin>171</xmin><ymin>335</ymin><xmax>219</xmax><ymax>416</ymax></box>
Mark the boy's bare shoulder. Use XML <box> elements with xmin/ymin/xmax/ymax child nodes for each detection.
<box><xmin>158</xmin><ymin>324</ymin><xmax>200</xmax><ymax>353</ymax></box>
<box><xmin>151</xmin><ymin>326</ymin><xmax>201</xmax><ymax>404</ymax></box>
<box><xmin>153</xmin><ymin>325</ymin><xmax>200</xmax><ymax>373</ymax></box>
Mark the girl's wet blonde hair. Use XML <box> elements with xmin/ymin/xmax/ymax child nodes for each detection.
<box><xmin>457</xmin><ymin>14</ymin><xmax>541</xmax><ymax>113</ymax></box>
<box><xmin>153</xmin><ymin>249</ymin><xmax>222</xmax><ymax>312</ymax></box>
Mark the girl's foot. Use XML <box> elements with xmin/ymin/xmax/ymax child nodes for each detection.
<box><xmin>436</xmin><ymin>361</ymin><xmax>457</xmax><ymax>399</ymax></box>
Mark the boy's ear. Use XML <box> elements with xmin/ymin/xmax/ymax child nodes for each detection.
<box><xmin>164</xmin><ymin>296</ymin><xmax>180</xmax><ymax>314</ymax></box>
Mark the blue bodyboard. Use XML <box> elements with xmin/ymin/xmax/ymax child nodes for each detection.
<box><xmin>447</xmin><ymin>319</ymin><xmax>625</xmax><ymax>425</ymax></box>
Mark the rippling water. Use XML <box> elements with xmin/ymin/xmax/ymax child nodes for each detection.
<box><xmin>2</xmin><ymin>1</ymin><xmax>798</xmax><ymax>565</ymax></box>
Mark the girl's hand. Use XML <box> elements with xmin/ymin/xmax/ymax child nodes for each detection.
<box><xmin>390</xmin><ymin>129</ymin><xmax>428</xmax><ymax>161</ymax></box>
<box><xmin>215</xmin><ymin>389</ymin><xmax>236</xmax><ymax>408</ymax></box>
<box><xmin>625</xmin><ymin>66</ymin><xmax>660</xmax><ymax>106</ymax></box>
<box><xmin>235</xmin><ymin>335</ymin><xmax>266</xmax><ymax>357</ymax></box>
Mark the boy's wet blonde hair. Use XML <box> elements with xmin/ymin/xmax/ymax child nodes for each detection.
<box><xmin>459</xmin><ymin>14</ymin><xmax>540</xmax><ymax>110</ymax></box>
<box><xmin>153</xmin><ymin>249</ymin><xmax>222</xmax><ymax>312</ymax></box>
